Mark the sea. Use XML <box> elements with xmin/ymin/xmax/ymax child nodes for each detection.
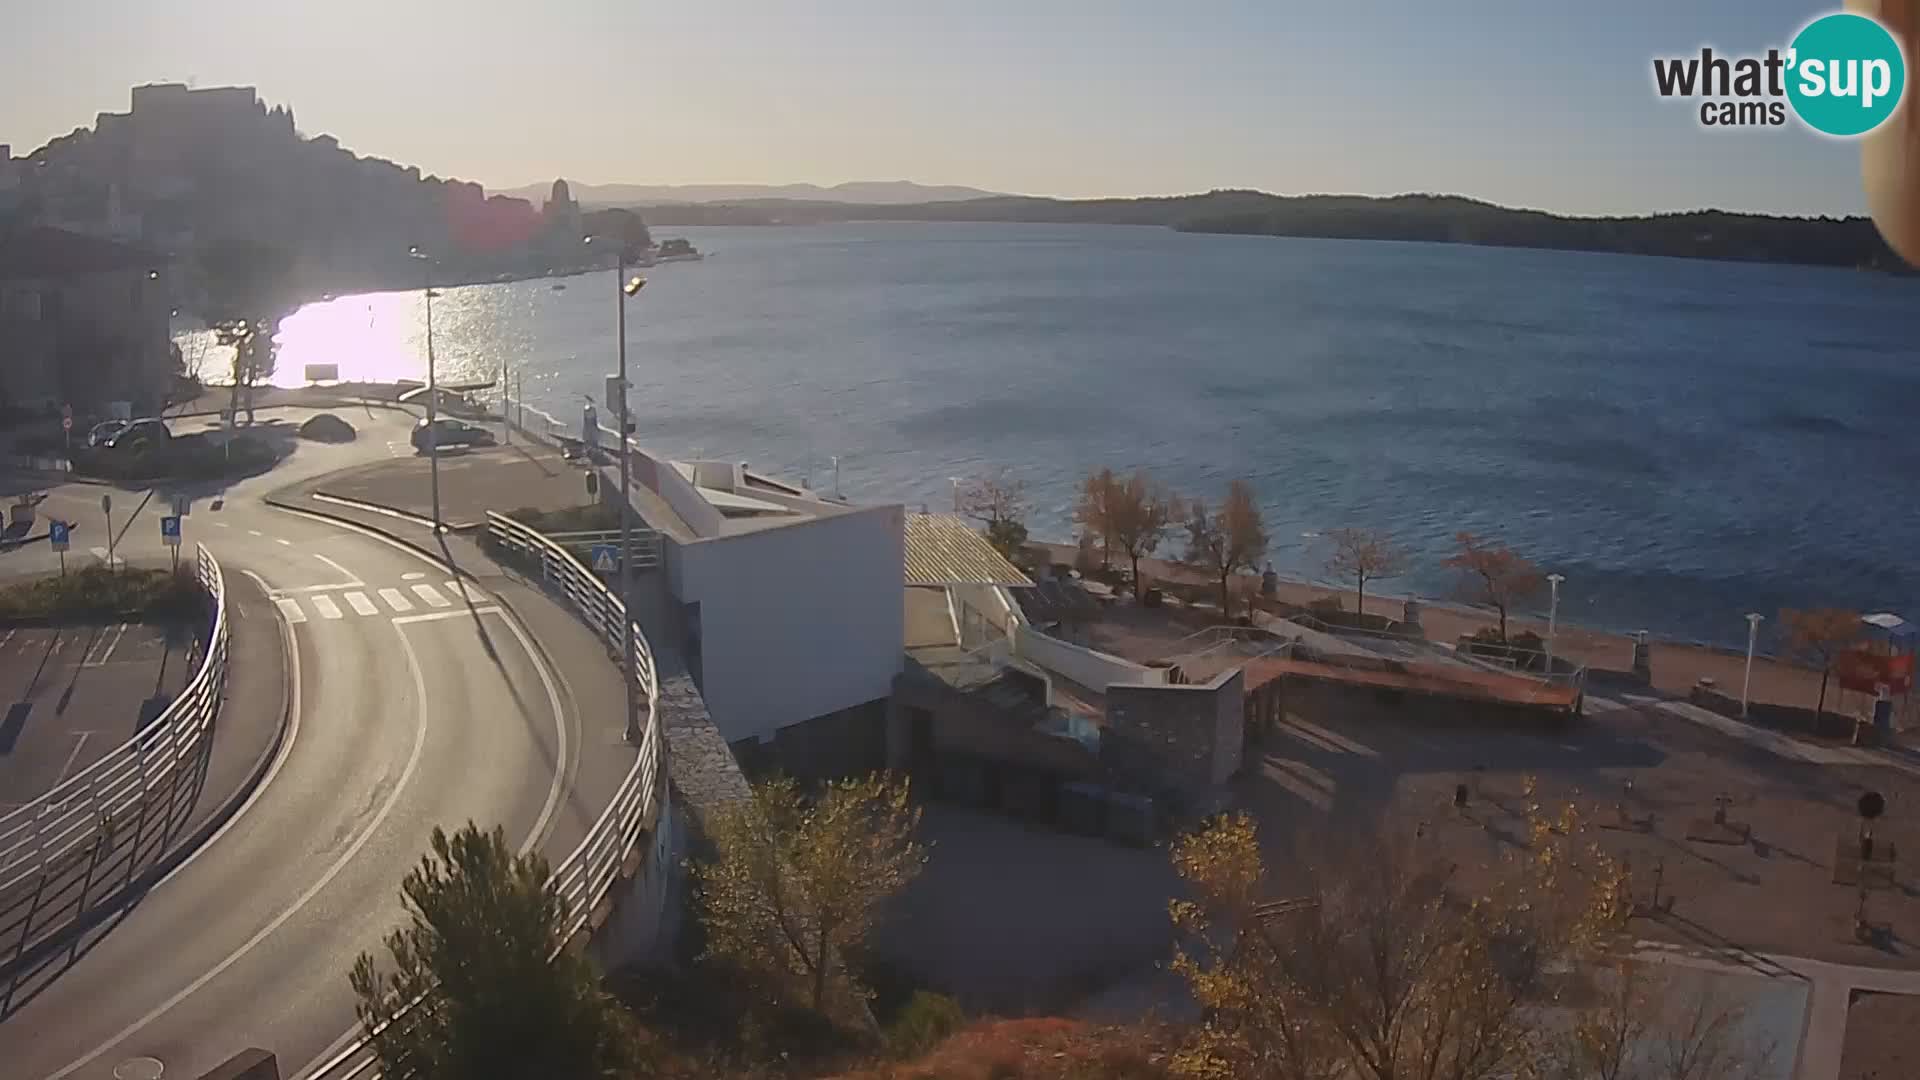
<box><xmin>203</xmin><ymin>222</ymin><xmax>1920</xmax><ymax>649</ymax></box>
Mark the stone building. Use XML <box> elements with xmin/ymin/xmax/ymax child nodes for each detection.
<box><xmin>0</xmin><ymin>226</ymin><xmax>173</xmax><ymax>412</ymax></box>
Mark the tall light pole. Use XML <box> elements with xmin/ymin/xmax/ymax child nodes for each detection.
<box><xmin>589</xmin><ymin>234</ymin><xmax>647</xmax><ymax>745</ymax></box>
<box><xmin>409</xmin><ymin>246</ymin><xmax>441</xmax><ymax>533</ymax></box>
<box><xmin>1743</xmin><ymin>612</ymin><xmax>1764</xmax><ymax>717</ymax></box>
<box><xmin>1545</xmin><ymin>573</ymin><xmax>1565</xmax><ymax>672</ymax></box>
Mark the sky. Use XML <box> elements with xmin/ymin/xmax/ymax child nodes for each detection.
<box><xmin>0</xmin><ymin>1</ymin><xmax>1882</xmax><ymax>216</ymax></box>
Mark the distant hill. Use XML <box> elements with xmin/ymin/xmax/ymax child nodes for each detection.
<box><xmin>500</xmin><ymin>180</ymin><xmax>1005</xmax><ymax>207</ymax></box>
<box><xmin>631</xmin><ymin>190</ymin><xmax>1910</xmax><ymax>272</ymax></box>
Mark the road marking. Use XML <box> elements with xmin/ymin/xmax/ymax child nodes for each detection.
<box><xmin>312</xmin><ymin>553</ymin><xmax>361</xmax><ymax>586</ymax></box>
<box><xmin>309</xmin><ymin>594</ymin><xmax>344</xmax><ymax>620</ymax></box>
<box><xmin>377</xmin><ymin>588</ymin><xmax>414</xmax><ymax>613</ymax></box>
<box><xmin>0</xmin><ymin>629</ymin><xmax>14</xmax><ymax>650</ymax></box>
<box><xmin>402</xmin><ymin>571</ymin><xmax>425</xmax><ymax>581</ymax></box>
<box><xmin>212</xmin><ymin>522</ymin><xmax>229</xmax><ymax>529</ymax></box>
<box><xmin>48</xmin><ymin>603</ymin><xmax>427</xmax><ymax>1080</ymax></box>
<box><xmin>411</xmin><ymin>583</ymin><xmax>451</xmax><ymax>608</ymax></box>
<box><xmin>275</xmin><ymin>537</ymin><xmax>293</xmax><ymax>546</ymax></box>
<box><xmin>274</xmin><ymin>598</ymin><xmax>307</xmax><ymax>624</ymax></box>
<box><xmin>53</xmin><ymin>733</ymin><xmax>91</xmax><ymax>788</ymax></box>
<box><xmin>89</xmin><ymin>546</ymin><xmax>123</xmax><ymax>567</ymax></box>
<box><xmin>83</xmin><ymin>623</ymin><xmax>130</xmax><ymax>667</ymax></box>
<box><xmin>392</xmin><ymin>605</ymin><xmax>502</xmax><ymax>625</ymax></box>
<box><xmin>247</xmin><ymin>529</ymin><xmax>264</xmax><ymax>537</ymax></box>
<box><xmin>343</xmin><ymin>591</ymin><xmax>379</xmax><ymax>617</ymax></box>
<box><xmin>492</xmin><ymin>603</ymin><xmax>573</xmax><ymax>863</ymax></box>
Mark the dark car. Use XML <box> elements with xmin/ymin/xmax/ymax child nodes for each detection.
<box><xmin>411</xmin><ymin>417</ymin><xmax>497</xmax><ymax>452</ymax></box>
<box><xmin>102</xmin><ymin>418</ymin><xmax>170</xmax><ymax>452</ymax></box>
<box><xmin>86</xmin><ymin>419</ymin><xmax>129</xmax><ymax>447</ymax></box>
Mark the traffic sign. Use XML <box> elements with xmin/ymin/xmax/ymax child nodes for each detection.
<box><xmin>172</xmin><ymin>494</ymin><xmax>191</xmax><ymax>517</ymax></box>
<box><xmin>160</xmin><ymin>515</ymin><xmax>182</xmax><ymax>547</ymax></box>
<box><xmin>100</xmin><ymin>493</ymin><xmax>112</xmax><ymax>515</ymax></box>
<box><xmin>590</xmin><ymin>544</ymin><xmax>618</xmax><ymax>573</ymax></box>
<box><xmin>48</xmin><ymin>521</ymin><xmax>70</xmax><ymax>552</ymax></box>
<box><xmin>62</xmin><ymin>415</ymin><xmax>72</xmax><ymax>433</ymax></box>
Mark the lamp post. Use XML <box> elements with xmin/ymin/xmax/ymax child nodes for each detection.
<box><xmin>408</xmin><ymin>246</ymin><xmax>441</xmax><ymax>533</ymax></box>
<box><xmin>588</xmin><ymin>234</ymin><xmax>647</xmax><ymax>744</ymax></box>
<box><xmin>1545</xmin><ymin>573</ymin><xmax>1565</xmax><ymax>672</ymax></box>
<box><xmin>1743</xmin><ymin>613</ymin><xmax>1764</xmax><ymax>717</ymax></box>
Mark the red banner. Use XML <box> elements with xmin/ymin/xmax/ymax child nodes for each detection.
<box><xmin>1836</xmin><ymin>649</ymin><xmax>1914</xmax><ymax>694</ymax></box>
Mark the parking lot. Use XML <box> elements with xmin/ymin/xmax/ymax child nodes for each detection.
<box><xmin>0</xmin><ymin>623</ymin><xmax>196</xmax><ymax>811</ymax></box>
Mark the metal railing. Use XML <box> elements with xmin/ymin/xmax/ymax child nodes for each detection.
<box><xmin>0</xmin><ymin>544</ymin><xmax>228</xmax><ymax>976</ymax></box>
<box><xmin>543</xmin><ymin>528</ymin><xmax>664</xmax><ymax>571</ymax></box>
<box><xmin>305</xmin><ymin>512</ymin><xmax>666</xmax><ymax>1080</ymax></box>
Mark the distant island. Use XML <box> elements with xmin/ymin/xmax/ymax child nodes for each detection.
<box><xmin>631</xmin><ymin>190</ymin><xmax>1910</xmax><ymax>273</ymax></box>
<box><xmin>498</xmin><ymin>179</ymin><xmax>1006</xmax><ymax>208</ymax></box>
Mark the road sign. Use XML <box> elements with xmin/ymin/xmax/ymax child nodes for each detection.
<box><xmin>62</xmin><ymin>415</ymin><xmax>72</xmax><ymax>433</ymax></box>
<box><xmin>61</xmin><ymin>403</ymin><xmax>72</xmax><ymax>420</ymax></box>
<box><xmin>160</xmin><ymin>515</ymin><xmax>182</xmax><ymax>547</ymax></box>
<box><xmin>48</xmin><ymin>521</ymin><xmax>69</xmax><ymax>552</ymax></box>
<box><xmin>171</xmin><ymin>494</ymin><xmax>191</xmax><ymax>517</ymax></box>
<box><xmin>100</xmin><ymin>493</ymin><xmax>112</xmax><ymax>515</ymax></box>
<box><xmin>590</xmin><ymin>544</ymin><xmax>619</xmax><ymax>573</ymax></box>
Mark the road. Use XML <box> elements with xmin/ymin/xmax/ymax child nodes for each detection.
<box><xmin>0</xmin><ymin>405</ymin><xmax>607</xmax><ymax>1079</ymax></box>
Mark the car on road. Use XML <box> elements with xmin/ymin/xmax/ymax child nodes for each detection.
<box><xmin>411</xmin><ymin>417</ymin><xmax>497</xmax><ymax>452</ymax></box>
<box><xmin>101</xmin><ymin>418</ymin><xmax>171</xmax><ymax>452</ymax></box>
<box><xmin>86</xmin><ymin>419</ymin><xmax>129</xmax><ymax>447</ymax></box>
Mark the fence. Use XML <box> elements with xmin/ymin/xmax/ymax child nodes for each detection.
<box><xmin>304</xmin><ymin>511</ymin><xmax>666</xmax><ymax>1080</ymax></box>
<box><xmin>0</xmin><ymin>544</ymin><xmax>228</xmax><ymax>983</ymax></box>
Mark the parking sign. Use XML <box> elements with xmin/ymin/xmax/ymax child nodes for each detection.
<box><xmin>48</xmin><ymin>521</ymin><xmax>70</xmax><ymax>552</ymax></box>
<box><xmin>160</xmin><ymin>515</ymin><xmax>182</xmax><ymax>547</ymax></box>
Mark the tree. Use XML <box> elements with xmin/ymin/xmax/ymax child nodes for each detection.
<box><xmin>1074</xmin><ymin>468</ymin><xmax>1120</xmax><ymax>570</ymax></box>
<box><xmin>693</xmin><ymin>773</ymin><xmax>926</xmax><ymax>1022</ymax></box>
<box><xmin>348</xmin><ymin>822</ymin><xmax>645</xmax><ymax>1080</ymax></box>
<box><xmin>1185</xmin><ymin>480</ymin><xmax>1269</xmax><ymax>618</ymax></box>
<box><xmin>198</xmin><ymin>240</ymin><xmax>297</xmax><ymax>425</ymax></box>
<box><xmin>1167</xmin><ymin>812</ymin><xmax>1758</xmax><ymax>1080</ymax></box>
<box><xmin>1444</xmin><ymin>532</ymin><xmax>1545</xmax><ymax>642</ymax></box>
<box><xmin>959</xmin><ymin>468</ymin><xmax>1031</xmax><ymax>563</ymax></box>
<box><xmin>1323</xmin><ymin>527</ymin><xmax>1410</xmax><ymax>619</ymax></box>
<box><xmin>1780</xmin><ymin>607</ymin><xmax>1862</xmax><ymax>722</ymax></box>
<box><xmin>1108</xmin><ymin>469</ymin><xmax>1178</xmax><ymax>598</ymax></box>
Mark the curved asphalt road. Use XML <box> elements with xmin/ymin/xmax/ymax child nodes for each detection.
<box><xmin>0</xmin><ymin>407</ymin><xmax>588</xmax><ymax>1079</ymax></box>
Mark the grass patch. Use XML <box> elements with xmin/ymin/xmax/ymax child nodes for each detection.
<box><xmin>0</xmin><ymin>565</ymin><xmax>205</xmax><ymax>622</ymax></box>
<box><xmin>505</xmin><ymin>503</ymin><xmax>620</xmax><ymax>532</ymax></box>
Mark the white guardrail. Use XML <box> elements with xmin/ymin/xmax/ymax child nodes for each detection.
<box><xmin>306</xmin><ymin>511</ymin><xmax>665</xmax><ymax>1080</ymax></box>
<box><xmin>0</xmin><ymin>544</ymin><xmax>228</xmax><ymax>977</ymax></box>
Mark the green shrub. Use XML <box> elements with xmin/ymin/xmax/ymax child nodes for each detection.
<box><xmin>1307</xmin><ymin>594</ymin><xmax>1345</xmax><ymax>617</ymax></box>
<box><xmin>0</xmin><ymin>565</ymin><xmax>203</xmax><ymax>622</ymax></box>
<box><xmin>885</xmin><ymin>990</ymin><xmax>968</xmax><ymax>1059</ymax></box>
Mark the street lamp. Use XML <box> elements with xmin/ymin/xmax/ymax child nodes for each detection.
<box><xmin>408</xmin><ymin>246</ymin><xmax>441</xmax><ymax>534</ymax></box>
<box><xmin>1545</xmin><ymin>573</ymin><xmax>1565</xmax><ymax>672</ymax></box>
<box><xmin>1743</xmin><ymin>613</ymin><xmax>1765</xmax><ymax>717</ymax></box>
<box><xmin>586</xmin><ymin>233</ymin><xmax>647</xmax><ymax>744</ymax></box>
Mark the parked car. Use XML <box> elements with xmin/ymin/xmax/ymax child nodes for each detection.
<box><xmin>102</xmin><ymin>418</ymin><xmax>170</xmax><ymax>452</ymax></box>
<box><xmin>410</xmin><ymin>417</ymin><xmax>496</xmax><ymax>452</ymax></box>
<box><xmin>86</xmin><ymin>419</ymin><xmax>129</xmax><ymax>447</ymax></box>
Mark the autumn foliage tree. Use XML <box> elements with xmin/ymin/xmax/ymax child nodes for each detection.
<box><xmin>1322</xmin><ymin>527</ymin><xmax>1411</xmax><ymax>619</ymax></box>
<box><xmin>1074</xmin><ymin>468</ymin><xmax>1119</xmax><ymax>570</ymax></box>
<box><xmin>1185</xmin><ymin>480</ymin><xmax>1269</xmax><ymax>618</ymax></box>
<box><xmin>1444</xmin><ymin>531</ymin><xmax>1545</xmax><ymax>642</ymax></box>
<box><xmin>693</xmin><ymin>774</ymin><xmax>926</xmax><ymax>1023</ymax></box>
<box><xmin>1106</xmin><ymin>469</ymin><xmax>1178</xmax><ymax>597</ymax></box>
<box><xmin>1780</xmin><ymin>607</ymin><xmax>1863</xmax><ymax>722</ymax></box>
<box><xmin>958</xmin><ymin>468</ymin><xmax>1031</xmax><ymax>562</ymax></box>
<box><xmin>348</xmin><ymin>822</ymin><xmax>646</xmax><ymax>1080</ymax></box>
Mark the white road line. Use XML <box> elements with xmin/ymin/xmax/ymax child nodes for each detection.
<box><xmin>53</xmin><ymin>733</ymin><xmax>91</xmax><ymax>789</ymax></box>
<box><xmin>343</xmin><ymin>591</ymin><xmax>379</xmax><ymax>617</ymax></box>
<box><xmin>411</xmin><ymin>583</ymin><xmax>451</xmax><ymax>609</ymax></box>
<box><xmin>212</xmin><ymin>521</ymin><xmax>229</xmax><ymax>529</ymax></box>
<box><xmin>275</xmin><ymin>537</ymin><xmax>293</xmax><ymax>546</ymax></box>
<box><xmin>491</xmin><ymin>603</ymin><xmax>573</xmax><ymax>860</ymax></box>
<box><xmin>49</xmin><ymin>605</ymin><xmax>424</xmax><ymax>1080</ymax></box>
<box><xmin>274</xmin><ymin>598</ymin><xmax>308</xmax><ymax>624</ymax></box>
<box><xmin>312</xmin><ymin>553</ymin><xmax>361</xmax><ymax>585</ymax></box>
<box><xmin>402</xmin><ymin>571</ymin><xmax>425</xmax><ymax>581</ymax></box>
<box><xmin>248</xmin><ymin>529</ymin><xmax>264</xmax><ymax>537</ymax></box>
<box><xmin>377</xmin><ymin>588</ymin><xmax>414</xmax><ymax>613</ymax></box>
<box><xmin>87</xmin><ymin>623</ymin><xmax>130</xmax><ymax>666</ymax></box>
<box><xmin>309</xmin><ymin>594</ymin><xmax>344</xmax><ymax>620</ymax></box>
<box><xmin>0</xmin><ymin>629</ymin><xmax>14</xmax><ymax>650</ymax></box>
<box><xmin>392</xmin><ymin>606</ymin><xmax>501</xmax><ymax>625</ymax></box>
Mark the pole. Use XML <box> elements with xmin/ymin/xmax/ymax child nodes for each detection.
<box><xmin>502</xmin><ymin>353</ymin><xmax>511</xmax><ymax>446</ymax></box>
<box><xmin>424</xmin><ymin>268</ymin><xmax>441</xmax><ymax>534</ymax></box>
<box><xmin>1545</xmin><ymin>573</ymin><xmax>1564</xmax><ymax>673</ymax></box>
<box><xmin>105</xmin><ymin>506</ymin><xmax>114</xmax><ymax>571</ymax></box>
<box><xmin>617</xmin><ymin>253</ymin><xmax>638</xmax><ymax>744</ymax></box>
<box><xmin>1742</xmin><ymin>613</ymin><xmax>1764</xmax><ymax>718</ymax></box>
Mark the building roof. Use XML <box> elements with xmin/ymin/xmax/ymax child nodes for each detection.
<box><xmin>0</xmin><ymin>226</ymin><xmax>168</xmax><ymax>281</ymax></box>
<box><xmin>903</xmin><ymin>513</ymin><xmax>1033</xmax><ymax>587</ymax></box>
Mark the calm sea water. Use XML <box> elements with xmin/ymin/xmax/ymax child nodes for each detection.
<box><xmin>234</xmin><ymin>222</ymin><xmax>1920</xmax><ymax>647</ymax></box>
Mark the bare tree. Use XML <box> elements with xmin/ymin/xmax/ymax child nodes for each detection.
<box><xmin>958</xmin><ymin>467</ymin><xmax>1031</xmax><ymax>562</ymax></box>
<box><xmin>1323</xmin><ymin>527</ymin><xmax>1410</xmax><ymax>619</ymax></box>
<box><xmin>1186</xmin><ymin>480</ymin><xmax>1269</xmax><ymax>619</ymax></box>
<box><xmin>1780</xmin><ymin>607</ymin><xmax>1862</xmax><ymax>722</ymax></box>
<box><xmin>1074</xmin><ymin>467</ymin><xmax>1119</xmax><ymax>570</ymax></box>
<box><xmin>1108</xmin><ymin>469</ymin><xmax>1177</xmax><ymax>598</ymax></box>
<box><xmin>1444</xmin><ymin>532</ymin><xmax>1545</xmax><ymax>642</ymax></box>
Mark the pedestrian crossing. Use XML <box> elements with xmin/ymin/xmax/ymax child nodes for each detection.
<box><xmin>270</xmin><ymin>581</ymin><xmax>478</xmax><ymax>626</ymax></box>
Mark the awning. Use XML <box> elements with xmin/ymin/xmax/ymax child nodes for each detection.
<box><xmin>903</xmin><ymin>513</ymin><xmax>1033</xmax><ymax>587</ymax></box>
<box><xmin>1862</xmin><ymin>612</ymin><xmax>1917</xmax><ymax>643</ymax></box>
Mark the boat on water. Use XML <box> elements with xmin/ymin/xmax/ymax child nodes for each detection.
<box><xmin>551</xmin><ymin>282</ymin><xmax>567</xmax><ymax>291</ymax></box>
<box><xmin>654</xmin><ymin>238</ymin><xmax>704</xmax><ymax>263</ymax></box>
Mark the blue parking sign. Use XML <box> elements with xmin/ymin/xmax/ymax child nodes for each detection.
<box><xmin>48</xmin><ymin>520</ymin><xmax>70</xmax><ymax>552</ymax></box>
<box><xmin>160</xmin><ymin>515</ymin><xmax>182</xmax><ymax>547</ymax></box>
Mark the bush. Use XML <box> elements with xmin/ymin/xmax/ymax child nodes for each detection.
<box><xmin>985</xmin><ymin>518</ymin><xmax>1029</xmax><ymax>562</ymax></box>
<box><xmin>1308</xmin><ymin>594</ymin><xmax>1345</xmax><ymax>618</ymax></box>
<box><xmin>0</xmin><ymin>565</ymin><xmax>203</xmax><ymax>622</ymax></box>
<box><xmin>298</xmin><ymin>413</ymin><xmax>357</xmax><ymax>442</ymax></box>
<box><xmin>885</xmin><ymin>991</ymin><xmax>967</xmax><ymax>1059</ymax></box>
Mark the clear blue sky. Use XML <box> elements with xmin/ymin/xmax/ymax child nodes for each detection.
<box><xmin>0</xmin><ymin>0</ymin><xmax>1876</xmax><ymax>215</ymax></box>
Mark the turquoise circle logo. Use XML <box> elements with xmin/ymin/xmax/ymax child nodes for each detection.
<box><xmin>1786</xmin><ymin>12</ymin><xmax>1907</xmax><ymax>137</ymax></box>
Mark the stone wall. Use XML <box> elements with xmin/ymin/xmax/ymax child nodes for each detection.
<box><xmin>1102</xmin><ymin>668</ymin><xmax>1244</xmax><ymax>810</ymax></box>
